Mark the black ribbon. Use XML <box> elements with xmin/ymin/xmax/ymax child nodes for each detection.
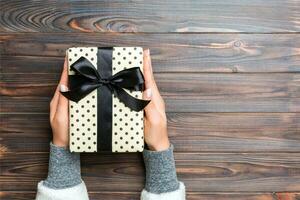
<box><xmin>61</xmin><ymin>56</ymin><xmax>150</xmax><ymax>112</ymax></box>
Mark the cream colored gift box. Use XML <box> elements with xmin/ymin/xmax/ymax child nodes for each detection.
<box><xmin>66</xmin><ymin>47</ymin><xmax>145</xmax><ymax>153</ymax></box>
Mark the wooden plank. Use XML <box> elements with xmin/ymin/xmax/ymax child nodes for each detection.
<box><xmin>1</xmin><ymin>113</ymin><xmax>300</xmax><ymax>153</ymax></box>
<box><xmin>2</xmin><ymin>96</ymin><xmax>299</xmax><ymax>113</ymax></box>
<box><xmin>1</xmin><ymin>1</ymin><xmax>299</xmax><ymax>198</ymax></box>
<box><xmin>276</xmin><ymin>193</ymin><xmax>300</xmax><ymax>200</ymax></box>
<box><xmin>0</xmin><ymin>1</ymin><xmax>299</xmax><ymax>33</ymax></box>
<box><xmin>189</xmin><ymin>193</ymin><xmax>300</xmax><ymax>200</ymax></box>
<box><xmin>1</xmin><ymin>152</ymin><xmax>300</xmax><ymax>192</ymax></box>
<box><xmin>0</xmin><ymin>55</ymin><xmax>63</xmax><ymax>74</ymax></box>
<box><xmin>1</xmin><ymin>192</ymin><xmax>300</xmax><ymax>200</ymax></box>
<box><xmin>1</xmin><ymin>33</ymin><xmax>300</xmax><ymax>73</ymax></box>
<box><xmin>1</xmin><ymin>73</ymin><xmax>299</xmax><ymax>113</ymax></box>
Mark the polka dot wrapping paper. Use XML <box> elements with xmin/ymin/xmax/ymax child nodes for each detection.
<box><xmin>66</xmin><ymin>47</ymin><xmax>146</xmax><ymax>153</ymax></box>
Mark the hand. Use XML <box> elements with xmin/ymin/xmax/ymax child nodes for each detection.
<box><xmin>143</xmin><ymin>49</ymin><xmax>170</xmax><ymax>151</ymax></box>
<box><xmin>49</xmin><ymin>57</ymin><xmax>69</xmax><ymax>147</ymax></box>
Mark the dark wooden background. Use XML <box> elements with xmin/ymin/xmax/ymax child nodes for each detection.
<box><xmin>1</xmin><ymin>0</ymin><xmax>300</xmax><ymax>199</ymax></box>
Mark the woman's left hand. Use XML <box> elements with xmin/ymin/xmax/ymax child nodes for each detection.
<box><xmin>49</xmin><ymin>57</ymin><xmax>69</xmax><ymax>147</ymax></box>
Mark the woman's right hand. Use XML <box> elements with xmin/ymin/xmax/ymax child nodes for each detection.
<box><xmin>142</xmin><ymin>49</ymin><xmax>170</xmax><ymax>151</ymax></box>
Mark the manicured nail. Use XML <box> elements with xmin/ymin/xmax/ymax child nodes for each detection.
<box><xmin>145</xmin><ymin>49</ymin><xmax>150</xmax><ymax>56</ymax></box>
<box><xmin>146</xmin><ymin>88</ymin><xmax>152</xmax><ymax>98</ymax></box>
<box><xmin>59</xmin><ymin>84</ymin><xmax>68</xmax><ymax>92</ymax></box>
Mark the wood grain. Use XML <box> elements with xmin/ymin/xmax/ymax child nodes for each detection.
<box><xmin>1</xmin><ymin>33</ymin><xmax>300</xmax><ymax>73</ymax></box>
<box><xmin>1</xmin><ymin>192</ymin><xmax>300</xmax><ymax>200</ymax></box>
<box><xmin>1</xmin><ymin>73</ymin><xmax>299</xmax><ymax>113</ymax></box>
<box><xmin>0</xmin><ymin>0</ymin><xmax>299</xmax><ymax>198</ymax></box>
<box><xmin>1</xmin><ymin>152</ymin><xmax>300</xmax><ymax>192</ymax></box>
<box><xmin>1</xmin><ymin>113</ymin><xmax>300</xmax><ymax>153</ymax></box>
<box><xmin>0</xmin><ymin>0</ymin><xmax>299</xmax><ymax>33</ymax></box>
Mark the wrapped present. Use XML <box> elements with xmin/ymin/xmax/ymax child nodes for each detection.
<box><xmin>62</xmin><ymin>47</ymin><xmax>150</xmax><ymax>153</ymax></box>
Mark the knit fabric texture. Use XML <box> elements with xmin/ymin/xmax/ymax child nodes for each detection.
<box><xmin>43</xmin><ymin>142</ymin><xmax>82</xmax><ymax>189</ymax></box>
<box><xmin>43</xmin><ymin>142</ymin><xmax>180</xmax><ymax>194</ymax></box>
<box><xmin>143</xmin><ymin>144</ymin><xmax>180</xmax><ymax>194</ymax></box>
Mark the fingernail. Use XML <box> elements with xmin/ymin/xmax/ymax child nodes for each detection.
<box><xmin>145</xmin><ymin>49</ymin><xmax>150</xmax><ymax>56</ymax></box>
<box><xmin>60</xmin><ymin>84</ymin><xmax>69</xmax><ymax>92</ymax></box>
<box><xmin>146</xmin><ymin>88</ymin><xmax>152</xmax><ymax>98</ymax></box>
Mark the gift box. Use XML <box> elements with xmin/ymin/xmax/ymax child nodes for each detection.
<box><xmin>62</xmin><ymin>47</ymin><xmax>150</xmax><ymax>153</ymax></box>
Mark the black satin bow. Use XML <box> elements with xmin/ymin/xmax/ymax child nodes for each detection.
<box><xmin>61</xmin><ymin>57</ymin><xmax>150</xmax><ymax>111</ymax></box>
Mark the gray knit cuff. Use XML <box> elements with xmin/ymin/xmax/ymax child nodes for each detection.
<box><xmin>143</xmin><ymin>144</ymin><xmax>180</xmax><ymax>194</ymax></box>
<box><xmin>43</xmin><ymin>142</ymin><xmax>82</xmax><ymax>189</ymax></box>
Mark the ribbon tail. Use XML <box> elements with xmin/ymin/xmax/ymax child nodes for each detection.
<box><xmin>112</xmin><ymin>85</ymin><xmax>150</xmax><ymax>112</ymax></box>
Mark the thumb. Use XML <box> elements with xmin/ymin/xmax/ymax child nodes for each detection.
<box><xmin>142</xmin><ymin>49</ymin><xmax>155</xmax><ymax>115</ymax></box>
<box><xmin>143</xmin><ymin>87</ymin><xmax>152</xmax><ymax>101</ymax></box>
<box><xmin>142</xmin><ymin>87</ymin><xmax>153</xmax><ymax>116</ymax></box>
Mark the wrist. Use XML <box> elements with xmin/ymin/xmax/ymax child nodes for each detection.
<box><xmin>52</xmin><ymin>138</ymin><xmax>68</xmax><ymax>148</ymax></box>
<box><xmin>145</xmin><ymin>121</ymin><xmax>170</xmax><ymax>151</ymax></box>
<box><xmin>52</xmin><ymin>130</ymin><xmax>69</xmax><ymax>147</ymax></box>
<box><xmin>147</xmin><ymin>137</ymin><xmax>170</xmax><ymax>151</ymax></box>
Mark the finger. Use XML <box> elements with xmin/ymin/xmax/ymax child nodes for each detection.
<box><xmin>145</xmin><ymin>49</ymin><xmax>160</xmax><ymax>92</ymax></box>
<box><xmin>55</xmin><ymin>87</ymin><xmax>69</xmax><ymax>123</ymax></box>
<box><xmin>55</xmin><ymin>58</ymin><xmax>69</xmax><ymax>119</ymax></box>
<box><xmin>143</xmin><ymin>49</ymin><xmax>154</xmax><ymax>90</ymax></box>
<box><xmin>50</xmin><ymin>57</ymin><xmax>68</xmax><ymax>121</ymax></box>
<box><xmin>143</xmin><ymin>49</ymin><xmax>153</xmax><ymax>100</ymax></box>
<box><xmin>59</xmin><ymin>56</ymin><xmax>69</xmax><ymax>87</ymax></box>
<box><xmin>55</xmin><ymin>86</ymin><xmax>69</xmax><ymax>122</ymax></box>
<box><xmin>142</xmin><ymin>86</ymin><xmax>152</xmax><ymax>117</ymax></box>
<box><xmin>143</xmin><ymin>49</ymin><xmax>157</xmax><ymax>115</ymax></box>
<box><xmin>50</xmin><ymin>85</ymin><xmax>60</xmax><ymax>122</ymax></box>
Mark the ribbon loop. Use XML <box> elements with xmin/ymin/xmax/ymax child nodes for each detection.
<box><xmin>61</xmin><ymin>56</ymin><xmax>150</xmax><ymax>112</ymax></box>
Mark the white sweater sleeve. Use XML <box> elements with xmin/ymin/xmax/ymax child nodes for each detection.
<box><xmin>141</xmin><ymin>181</ymin><xmax>186</xmax><ymax>200</ymax></box>
<box><xmin>35</xmin><ymin>181</ymin><xmax>89</xmax><ymax>200</ymax></box>
<box><xmin>35</xmin><ymin>180</ymin><xmax>185</xmax><ymax>200</ymax></box>
<box><xmin>36</xmin><ymin>181</ymin><xmax>185</xmax><ymax>200</ymax></box>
